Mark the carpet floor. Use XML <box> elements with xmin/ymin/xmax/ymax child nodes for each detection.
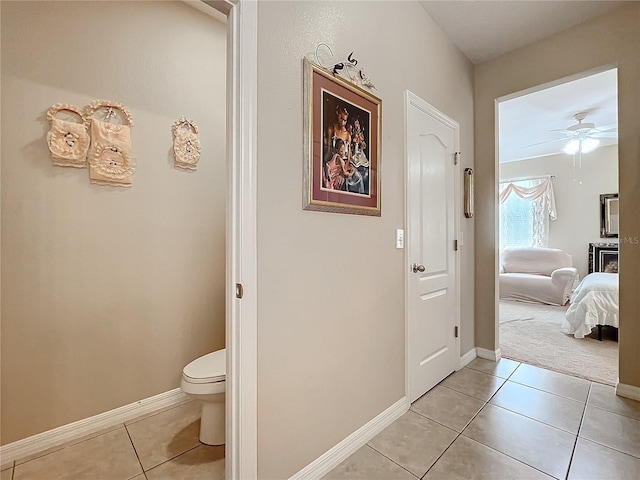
<box><xmin>499</xmin><ymin>300</ymin><xmax>618</xmax><ymax>386</ymax></box>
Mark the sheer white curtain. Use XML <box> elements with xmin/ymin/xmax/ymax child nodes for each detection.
<box><xmin>499</xmin><ymin>177</ymin><xmax>557</xmax><ymax>250</ymax></box>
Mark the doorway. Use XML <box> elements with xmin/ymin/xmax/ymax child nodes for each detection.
<box><xmin>496</xmin><ymin>67</ymin><xmax>619</xmax><ymax>385</ymax></box>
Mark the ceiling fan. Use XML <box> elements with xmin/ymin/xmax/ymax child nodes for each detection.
<box><xmin>554</xmin><ymin>112</ymin><xmax>617</xmax><ymax>154</ymax></box>
<box><xmin>524</xmin><ymin>111</ymin><xmax>617</xmax><ymax>154</ymax></box>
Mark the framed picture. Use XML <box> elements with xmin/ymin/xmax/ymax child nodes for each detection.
<box><xmin>588</xmin><ymin>242</ymin><xmax>619</xmax><ymax>274</ymax></box>
<box><xmin>303</xmin><ymin>58</ymin><xmax>382</xmax><ymax>216</ymax></box>
<box><xmin>600</xmin><ymin>193</ymin><xmax>619</xmax><ymax>238</ymax></box>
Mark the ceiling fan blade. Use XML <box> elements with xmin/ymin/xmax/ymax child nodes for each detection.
<box><xmin>521</xmin><ymin>137</ymin><xmax>567</xmax><ymax>148</ymax></box>
<box><xmin>593</xmin><ymin>132</ymin><xmax>618</xmax><ymax>138</ymax></box>
<box><xmin>595</xmin><ymin>122</ymin><xmax>617</xmax><ymax>131</ymax></box>
<box><xmin>594</xmin><ymin>127</ymin><xmax>617</xmax><ymax>133</ymax></box>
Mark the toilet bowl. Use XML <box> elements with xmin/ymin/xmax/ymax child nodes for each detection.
<box><xmin>180</xmin><ymin>348</ymin><xmax>226</xmax><ymax>445</ymax></box>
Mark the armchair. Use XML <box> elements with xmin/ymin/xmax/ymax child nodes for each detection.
<box><xmin>499</xmin><ymin>247</ymin><xmax>578</xmax><ymax>306</ymax></box>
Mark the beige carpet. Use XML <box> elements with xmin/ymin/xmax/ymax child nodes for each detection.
<box><xmin>499</xmin><ymin>300</ymin><xmax>618</xmax><ymax>386</ymax></box>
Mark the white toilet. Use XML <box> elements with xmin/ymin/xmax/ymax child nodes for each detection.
<box><xmin>180</xmin><ymin>348</ymin><xmax>226</xmax><ymax>445</ymax></box>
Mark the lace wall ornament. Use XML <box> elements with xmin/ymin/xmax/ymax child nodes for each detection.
<box><xmin>85</xmin><ymin>100</ymin><xmax>135</xmax><ymax>187</ymax></box>
<box><xmin>46</xmin><ymin>104</ymin><xmax>90</xmax><ymax>168</ymax></box>
<box><xmin>172</xmin><ymin>117</ymin><xmax>201</xmax><ymax>170</ymax></box>
<box><xmin>309</xmin><ymin>44</ymin><xmax>376</xmax><ymax>90</ymax></box>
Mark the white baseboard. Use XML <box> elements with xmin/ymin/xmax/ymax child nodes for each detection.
<box><xmin>459</xmin><ymin>348</ymin><xmax>477</xmax><ymax>370</ymax></box>
<box><xmin>476</xmin><ymin>347</ymin><xmax>502</xmax><ymax>362</ymax></box>
<box><xmin>289</xmin><ymin>396</ymin><xmax>410</xmax><ymax>480</ymax></box>
<box><xmin>615</xmin><ymin>382</ymin><xmax>640</xmax><ymax>401</ymax></box>
<box><xmin>0</xmin><ymin>388</ymin><xmax>189</xmax><ymax>464</ymax></box>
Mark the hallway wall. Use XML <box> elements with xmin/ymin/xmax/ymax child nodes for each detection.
<box><xmin>255</xmin><ymin>1</ymin><xmax>475</xmax><ymax>478</ymax></box>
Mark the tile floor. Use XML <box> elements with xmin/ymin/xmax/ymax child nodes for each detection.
<box><xmin>324</xmin><ymin>358</ymin><xmax>640</xmax><ymax>480</ymax></box>
<box><xmin>1</xmin><ymin>359</ymin><xmax>639</xmax><ymax>479</ymax></box>
<box><xmin>0</xmin><ymin>400</ymin><xmax>224</xmax><ymax>480</ymax></box>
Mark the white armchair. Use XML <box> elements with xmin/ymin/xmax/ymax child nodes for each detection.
<box><xmin>499</xmin><ymin>247</ymin><xmax>578</xmax><ymax>306</ymax></box>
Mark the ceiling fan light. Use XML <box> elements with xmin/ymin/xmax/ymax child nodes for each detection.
<box><xmin>563</xmin><ymin>139</ymin><xmax>579</xmax><ymax>154</ymax></box>
<box><xmin>581</xmin><ymin>137</ymin><xmax>600</xmax><ymax>153</ymax></box>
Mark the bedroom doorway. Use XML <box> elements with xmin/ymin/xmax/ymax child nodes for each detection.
<box><xmin>496</xmin><ymin>67</ymin><xmax>619</xmax><ymax>386</ymax></box>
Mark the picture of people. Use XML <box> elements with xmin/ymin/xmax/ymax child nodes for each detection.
<box><xmin>303</xmin><ymin>59</ymin><xmax>381</xmax><ymax>216</ymax></box>
<box><xmin>321</xmin><ymin>90</ymin><xmax>371</xmax><ymax>196</ymax></box>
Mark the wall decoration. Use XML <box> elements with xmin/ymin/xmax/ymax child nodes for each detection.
<box><xmin>588</xmin><ymin>242</ymin><xmax>618</xmax><ymax>274</ymax></box>
<box><xmin>464</xmin><ymin>167</ymin><xmax>474</xmax><ymax>218</ymax></box>
<box><xmin>311</xmin><ymin>44</ymin><xmax>377</xmax><ymax>91</ymax></box>
<box><xmin>600</xmin><ymin>193</ymin><xmax>619</xmax><ymax>238</ymax></box>
<box><xmin>303</xmin><ymin>58</ymin><xmax>381</xmax><ymax>216</ymax></box>
<box><xmin>46</xmin><ymin>104</ymin><xmax>90</xmax><ymax>168</ymax></box>
<box><xmin>85</xmin><ymin>100</ymin><xmax>135</xmax><ymax>187</ymax></box>
<box><xmin>172</xmin><ymin>116</ymin><xmax>201</xmax><ymax>170</ymax></box>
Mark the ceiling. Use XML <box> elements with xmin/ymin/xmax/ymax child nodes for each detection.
<box><xmin>419</xmin><ymin>0</ymin><xmax>623</xmax><ymax>163</ymax></box>
<box><xmin>419</xmin><ymin>1</ymin><xmax>630</xmax><ymax>65</ymax></box>
<box><xmin>499</xmin><ymin>69</ymin><xmax>618</xmax><ymax>163</ymax></box>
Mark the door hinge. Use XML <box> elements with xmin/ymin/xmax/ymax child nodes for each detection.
<box><xmin>454</xmin><ymin>326</ymin><xmax>459</xmax><ymax>338</ymax></box>
<box><xmin>235</xmin><ymin>283</ymin><xmax>243</xmax><ymax>299</ymax></box>
<box><xmin>454</xmin><ymin>151</ymin><xmax>461</xmax><ymax>165</ymax></box>
<box><xmin>454</xmin><ymin>239</ymin><xmax>458</xmax><ymax>251</ymax></box>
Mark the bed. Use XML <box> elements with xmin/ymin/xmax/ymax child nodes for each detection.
<box><xmin>561</xmin><ymin>272</ymin><xmax>618</xmax><ymax>339</ymax></box>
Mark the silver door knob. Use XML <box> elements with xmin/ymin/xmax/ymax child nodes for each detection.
<box><xmin>412</xmin><ymin>263</ymin><xmax>425</xmax><ymax>273</ymax></box>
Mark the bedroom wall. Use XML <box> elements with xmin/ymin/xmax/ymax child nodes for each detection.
<box><xmin>256</xmin><ymin>1</ymin><xmax>475</xmax><ymax>478</ymax></box>
<box><xmin>500</xmin><ymin>145</ymin><xmax>619</xmax><ymax>279</ymax></box>
<box><xmin>1</xmin><ymin>1</ymin><xmax>226</xmax><ymax>444</ymax></box>
<box><xmin>475</xmin><ymin>4</ymin><xmax>639</xmax><ymax>389</ymax></box>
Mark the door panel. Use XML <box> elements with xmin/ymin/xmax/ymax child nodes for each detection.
<box><xmin>406</xmin><ymin>92</ymin><xmax>460</xmax><ymax>403</ymax></box>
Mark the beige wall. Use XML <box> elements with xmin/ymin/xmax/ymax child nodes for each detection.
<box><xmin>476</xmin><ymin>5</ymin><xmax>639</xmax><ymax>386</ymax></box>
<box><xmin>256</xmin><ymin>1</ymin><xmax>474</xmax><ymax>478</ymax></box>
<box><xmin>500</xmin><ymin>145</ymin><xmax>619</xmax><ymax>278</ymax></box>
<box><xmin>0</xmin><ymin>1</ymin><xmax>226</xmax><ymax>444</ymax></box>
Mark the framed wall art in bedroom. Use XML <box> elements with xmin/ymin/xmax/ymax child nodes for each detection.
<box><xmin>588</xmin><ymin>242</ymin><xmax>619</xmax><ymax>274</ymax></box>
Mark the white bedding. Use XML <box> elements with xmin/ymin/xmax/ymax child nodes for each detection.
<box><xmin>562</xmin><ymin>273</ymin><xmax>618</xmax><ymax>339</ymax></box>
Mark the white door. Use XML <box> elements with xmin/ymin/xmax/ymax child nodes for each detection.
<box><xmin>406</xmin><ymin>91</ymin><xmax>460</xmax><ymax>403</ymax></box>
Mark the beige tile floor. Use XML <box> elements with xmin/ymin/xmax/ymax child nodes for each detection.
<box><xmin>324</xmin><ymin>358</ymin><xmax>640</xmax><ymax>480</ymax></box>
<box><xmin>2</xmin><ymin>359</ymin><xmax>639</xmax><ymax>479</ymax></box>
<box><xmin>1</xmin><ymin>400</ymin><xmax>224</xmax><ymax>480</ymax></box>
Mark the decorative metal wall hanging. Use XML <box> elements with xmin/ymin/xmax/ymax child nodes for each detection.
<box><xmin>85</xmin><ymin>100</ymin><xmax>135</xmax><ymax>187</ymax></box>
<box><xmin>46</xmin><ymin>104</ymin><xmax>90</xmax><ymax>168</ymax></box>
<box><xmin>172</xmin><ymin>116</ymin><xmax>201</xmax><ymax>170</ymax></box>
<box><xmin>311</xmin><ymin>44</ymin><xmax>376</xmax><ymax>91</ymax></box>
<box><xmin>464</xmin><ymin>167</ymin><xmax>474</xmax><ymax>218</ymax></box>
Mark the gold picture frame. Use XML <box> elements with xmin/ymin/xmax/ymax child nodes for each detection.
<box><xmin>303</xmin><ymin>58</ymin><xmax>382</xmax><ymax>216</ymax></box>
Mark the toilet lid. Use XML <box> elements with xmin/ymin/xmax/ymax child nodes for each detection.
<box><xmin>183</xmin><ymin>349</ymin><xmax>226</xmax><ymax>384</ymax></box>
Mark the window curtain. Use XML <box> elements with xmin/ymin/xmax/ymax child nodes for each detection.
<box><xmin>499</xmin><ymin>177</ymin><xmax>557</xmax><ymax>249</ymax></box>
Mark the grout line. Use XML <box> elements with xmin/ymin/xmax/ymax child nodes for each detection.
<box><xmin>419</xmin><ymin>433</ymin><xmax>460</xmax><ymax>480</ymax></box>
<box><xmin>124</xmin><ymin>423</ymin><xmax>146</xmax><ymax>476</ymax></box>
<box><xmin>409</xmin><ymin>405</ymin><xmax>483</xmax><ymax>435</ymax></box>
<box><xmin>457</xmin><ymin>433</ymin><xmax>556</xmax><ymax>479</ymax></box>
<box><xmin>565</xmin><ymin>382</ymin><xmax>592</xmax><ymax>480</ymax></box>
<box><xmin>506</xmin><ymin>378</ymin><xmax>589</xmax><ymax>404</ymax></box>
<box><xmin>585</xmin><ymin>401</ymin><xmax>640</xmax><ymax>422</ymax></box>
<box><xmin>363</xmin><ymin>444</ymin><xmax>420</xmax><ymax>479</ymax></box>
<box><xmin>142</xmin><ymin>444</ymin><xmax>202</xmax><ymax>474</ymax></box>
<box><xmin>486</xmin><ymin>401</ymin><xmax>581</xmax><ymax>436</ymax></box>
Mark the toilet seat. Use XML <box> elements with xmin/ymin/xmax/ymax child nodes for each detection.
<box><xmin>182</xmin><ymin>349</ymin><xmax>226</xmax><ymax>384</ymax></box>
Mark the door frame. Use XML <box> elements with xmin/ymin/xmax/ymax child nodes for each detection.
<box><xmin>202</xmin><ymin>0</ymin><xmax>258</xmax><ymax>478</ymax></box>
<box><xmin>404</xmin><ymin>90</ymin><xmax>462</xmax><ymax>402</ymax></box>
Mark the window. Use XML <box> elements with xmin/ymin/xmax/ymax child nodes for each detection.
<box><xmin>499</xmin><ymin>178</ymin><xmax>555</xmax><ymax>250</ymax></box>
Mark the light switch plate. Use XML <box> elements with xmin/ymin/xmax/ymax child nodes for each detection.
<box><xmin>396</xmin><ymin>229</ymin><xmax>404</xmax><ymax>249</ymax></box>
